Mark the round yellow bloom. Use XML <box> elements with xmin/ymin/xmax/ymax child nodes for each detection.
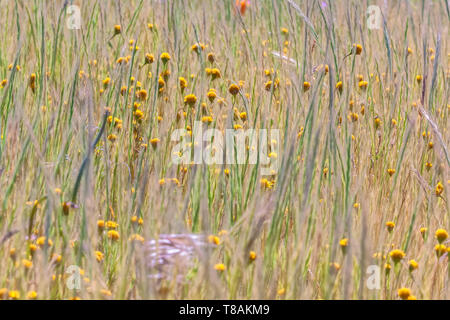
<box><xmin>95</xmin><ymin>251</ymin><xmax>104</xmax><ymax>262</ymax></box>
<box><xmin>249</xmin><ymin>251</ymin><xmax>257</xmax><ymax>261</ymax></box>
<box><xmin>137</xmin><ymin>89</ymin><xmax>148</xmax><ymax>101</ymax></box>
<box><xmin>435</xmin><ymin>244</ymin><xmax>446</xmax><ymax>257</ymax></box>
<box><xmin>207</xmin><ymin>52</ymin><xmax>215</xmax><ymax>63</ymax></box>
<box><xmin>160</xmin><ymin>52</ymin><xmax>171</xmax><ymax>63</ymax></box>
<box><xmin>210</xmin><ymin>68</ymin><xmax>221</xmax><ymax>79</ymax></box>
<box><xmin>384</xmin><ymin>263</ymin><xmax>391</xmax><ymax>273</ymax></box>
<box><xmin>228</xmin><ymin>84</ymin><xmax>240</xmax><ymax>96</ymax></box>
<box><xmin>435</xmin><ymin>229</ymin><xmax>448</xmax><ymax>243</ymax></box>
<box><xmin>398</xmin><ymin>288</ymin><xmax>411</xmax><ymax>300</ymax></box>
<box><xmin>158</xmin><ymin>76</ymin><xmax>165</xmax><ymax>89</ymax></box>
<box><xmin>303</xmin><ymin>81</ymin><xmax>311</xmax><ymax>92</ymax></box>
<box><xmin>145</xmin><ymin>53</ymin><xmax>154</xmax><ymax>64</ymax></box>
<box><xmin>8</xmin><ymin>290</ymin><xmax>20</xmax><ymax>300</ymax></box>
<box><xmin>358</xmin><ymin>80</ymin><xmax>368</xmax><ymax>89</ymax></box>
<box><xmin>191</xmin><ymin>42</ymin><xmax>206</xmax><ymax>53</ymax></box>
<box><xmin>408</xmin><ymin>260</ymin><xmax>418</xmax><ymax>272</ymax></box>
<box><xmin>214</xmin><ymin>263</ymin><xmax>226</xmax><ymax>271</ymax></box>
<box><xmin>435</xmin><ymin>182</ymin><xmax>444</xmax><ymax>196</ymax></box>
<box><xmin>97</xmin><ymin>220</ymin><xmax>105</xmax><ymax>229</ymax></box>
<box><xmin>389</xmin><ymin>249</ymin><xmax>405</xmax><ymax>263</ymax></box>
<box><xmin>22</xmin><ymin>259</ymin><xmax>33</xmax><ymax>269</ymax></box>
<box><xmin>102</xmin><ymin>77</ymin><xmax>111</xmax><ymax>88</ymax></box>
<box><xmin>420</xmin><ymin>227</ymin><xmax>427</xmax><ymax>238</ymax></box>
<box><xmin>339</xmin><ymin>238</ymin><xmax>348</xmax><ymax>247</ymax></box>
<box><xmin>353</xmin><ymin>43</ymin><xmax>362</xmax><ymax>55</ymax></box>
<box><xmin>0</xmin><ymin>288</ymin><xmax>8</xmax><ymax>299</ymax></box>
<box><xmin>107</xmin><ymin>230</ymin><xmax>120</xmax><ymax>241</ymax></box>
<box><xmin>386</xmin><ymin>221</ymin><xmax>395</xmax><ymax>232</ymax></box>
<box><xmin>207</xmin><ymin>89</ymin><xmax>217</xmax><ymax>102</ymax></box>
<box><xmin>150</xmin><ymin>138</ymin><xmax>160</xmax><ymax>149</ymax></box>
<box><xmin>179</xmin><ymin>77</ymin><xmax>187</xmax><ymax>89</ymax></box>
<box><xmin>106</xmin><ymin>221</ymin><xmax>118</xmax><ymax>229</ymax></box>
<box><xmin>339</xmin><ymin>238</ymin><xmax>348</xmax><ymax>254</ymax></box>
<box><xmin>114</xmin><ymin>24</ymin><xmax>121</xmax><ymax>35</ymax></box>
<box><xmin>27</xmin><ymin>291</ymin><xmax>37</xmax><ymax>299</ymax></box>
<box><xmin>201</xmin><ymin>116</ymin><xmax>213</xmax><ymax>124</ymax></box>
<box><xmin>184</xmin><ymin>94</ymin><xmax>197</xmax><ymax>106</ymax></box>
<box><xmin>208</xmin><ymin>235</ymin><xmax>220</xmax><ymax>245</ymax></box>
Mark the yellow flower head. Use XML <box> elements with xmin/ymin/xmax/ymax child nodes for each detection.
<box><xmin>27</xmin><ymin>291</ymin><xmax>37</xmax><ymax>299</ymax></box>
<box><xmin>435</xmin><ymin>244</ymin><xmax>446</xmax><ymax>257</ymax></box>
<box><xmin>22</xmin><ymin>259</ymin><xmax>33</xmax><ymax>269</ymax></box>
<box><xmin>435</xmin><ymin>182</ymin><xmax>444</xmax><ymax>196</ymax></box>
<box><xmin>179</xmin><ymin>77</ymin><xmax>187</xmax><ymax>89</ymax></box>
<box><xmin>229</xmin><ymin>84</ymin><xmax>240</xmax><ymax>96</ymax></box>
<box><xmin>358</xmin><ymin>80</ymin><xmax>368</xmax><ymax>90</ymax></box>
<box><xmin>137</xmin><ymin>89</ymin><xmax>148</xmax><ymax>101</ymax></box>
<box><xmin>145</xmin><ymin>53</ymin><xmax>154</xmax><ymax>64</ymax></box>
<box><xmin>201</xmin><ymin>116</ymin><xmax>213</xmax><ymax>124</ymax></box>
<box><xmin>8</xmin><ymin>290</ymin><xmax>20</xmax><ymax>300</ymax></box>
<box><xmin>389</xmin><ymin>249</ymin><xmax>405</xmax><ymax>263</ymax></box>
<box><xmin>150</xmin><ymin>138</ymin><xmax>160</xmax><ymax>149</ymax></box>
<box><xmin>114</xmin><ymin>24</ymin><xmax>121</xmax><ymax>35</ymax></box>
<box><xmin>184</xmin><ymin>94</ymin><xmax>197</xmax><ymax>106</ymax></box>
<box><xmin>0</xmin><ymin>288</ymin><xmax>8</xmax><ymax>299</ymax></box>
<box><xmin>107</xmin><ymin>134</ymin><xmax>117</xmax><ymax>142</ymax></box>
<box><xmin>97</xmin><ymin>220</ymin><xmax>105</xmax><ymax>229</ymax></box>
<box><xmin>210</xmin><ymin>68</ymin><xmax>221</xmax><ymax>80</ymax></box>
<box><xmin>408</xmin><ymin>260</ymin><xmax>418</xmax><ymax>272</ymax></box>
<box><xmin>36</xmin><ymin>236</ymin><xmax>53</xmax><ymax>247</ymax></box>
<box><xmin>339</xmin><ymin>238</ymin><xmax>348</xmax><ymax>254</ymax></box>
<box><xmin>303</xmin><ymin>81</ymin><xmax>311</xmax><ymax>92</ymax></box>
<box><xmin>339</xmin><ymin>238</ymin><xmax>348</xmax><ymax>247</ymax></box>
<box><xmin>435</xmin><ymin>229</ymin><xmax>448</xmax><ymax>243</ymax></box>
<box><xmin>420</xmin><ymin>227</ymin><xmax>427</xmax><ymax>238</ymax></box>
<box><xmin>191</xmin><ymin>42</ymin><xmax>206</xmax><ymax>53</ymax></box>
<box><xmin>214</xmin><ymin>263</ymin><xmax>226</xmax><ymax>271</ymax></box>
<box><xmin>398</xmin><ymin>288</ymin><xmax>411</xmax><ymax>300</ymax></box>
<box><xmin>386</xmin><ymin>221</ymin><xmax>395</xmax><ymax>232</ymax></box>
<box><xmin>374</xmin><ymin>116</ymin><xmax>381</xmax><ymax>129</ymax></box>
<box><xmin>160</xmin><ymin>52</ymin><xmax>171</xmax><ymax>63</ymax></box>
<box><xmin>102</xmin><ymin>77</ymin><xmax>111</xmax><ymax>88</ymax></box>
<box><xmin>353</xmin><ymin>43</ymin><xmax>362</xmax><ymax>55</ymax></box>
<box><xmin>29</xmin><ymin>73</ymin><xmax>36</xmax><ymax>92</ymax></box>
<box><xmin>106</xmin><ymin>221</ymin><xmax>118</xmax><ymax>229</ymax></box>
<box><xmin>95</xmin><ymin>251</ymin><xmax>104</xmax><ymax>262</ymax></box>
<box><xmin>207</xmin><ymin>89</ymin><xmax>217</xmax><ymax>102</ymax></box>
<box><xmin>208</xmin><ymin>235</ymin><xmax>220</xmax><ymax>245</ymax></box>
<box><xmin>107</xmin><ymin>230</ymin><xmax>120</xmax><ymax>241</ymax></box>
<box><xmin>207</xmin><ymin>52</ymin><xmax>215</xmax><ymax>63</ymax></box>
<box><xmin>158</xmin><ymin>76</ymin><xmax>165</xmax><ymax>90</ymax></box>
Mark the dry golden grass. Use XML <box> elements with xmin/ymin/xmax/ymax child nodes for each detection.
<box><xmin>0</xmin><ymin>0</ymin><xmax>448</xmax><ymax>300</ymax></box>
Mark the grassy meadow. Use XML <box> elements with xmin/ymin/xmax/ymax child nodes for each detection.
<box><xmin>0</xmin><ymin>0</ymin><xmax>449</xmax><ymax>300</ymax></box>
